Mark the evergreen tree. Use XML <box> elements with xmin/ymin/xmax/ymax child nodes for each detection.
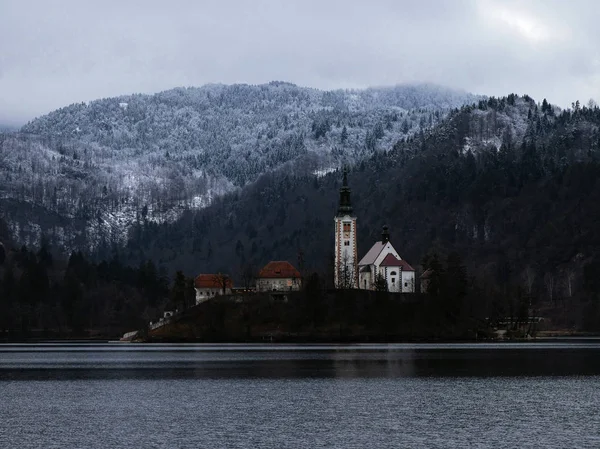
<box><xmin>375</xmin><ymin>272</ymin><xmax>388</xmax><ymax>292</ymax></box>
<box><xmin>422</xmin><ymin>253</ymin><xmax>444</xmax><ymax>297</ymax></box>
<box><xmin>184</xmin><ymin>278</ymin><xmax>196</xmax><ymax>309</ymax></box>
<box><xmin>340</xmin><ymin>125</ymin><xmax>348</xmax><ymax>144</ymax></box>
<box><xmin>170</xmin><ymin>271</ymin><xmax>187</xmax><ymax>311</ymax></box>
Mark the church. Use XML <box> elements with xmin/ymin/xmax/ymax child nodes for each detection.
<box><xmin>334</xmin><ymin>168</ymin><xmax>416</xmax><ymax>293</ymax></box>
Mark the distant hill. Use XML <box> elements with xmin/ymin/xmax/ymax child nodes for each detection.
<box><xmin>4</xmin><ymin>91</ymin><xmax>600</xmax><ymax>337</ymax></box>
<box><xmin>122</xmin><ymin>93</ymin><xmax>600</xmax><ymax>310</ymax></box>
<box><xmin>20</xmin><ymin>82</ymin><xmax>478</xmax><ymax>186</ymax></box>
<box><xmin>0</xmin><ymin>82</ymin><xmax>479</xmax><ymax>253</ymax></box>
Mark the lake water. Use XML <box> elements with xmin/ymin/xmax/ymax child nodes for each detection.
<box><xmin>1</xmin><ymin>342</ymin><xmax>600</xmax><ymax>448</ymax></box>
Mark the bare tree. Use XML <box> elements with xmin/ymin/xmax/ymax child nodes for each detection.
<box><xmin>297</xmin><ymin>249</ymin><xmax>305</xmax><ymax>284</ymax></box>
<box><xmin>522</xmin><ymin>265</ymin><xmax>536</xmax><ymax>296</ymax></box>
<box><xmin>212</xmin><ymin>273</ymin><xmax>231</xmax><ymax>295</ymax></box>
<box><xmin>240</xmin><ymin>264</ymin><xmax>255</xmax><ymax>291</ymax></box>
<box><xmin>562</xmin><ymin>267</ymin><xmax>576</xmax><ymax>298</ymax></box>
<box><xmin>544</xmin><ymin>272</ymin><xmax>555</xmax><ymax>304</ymax></box>
<box><xmin>337</xmin><ymin>252</ymin><xmax>355</xmax><ymax>289</ymax></box>
<box><xmin>407</xmin><ymin>277</ymin><xmax>415</xmax><ymax>293</ymax></box>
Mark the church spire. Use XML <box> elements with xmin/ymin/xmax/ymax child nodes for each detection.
<box><xmin>381</xmin><ymin>225</ymin><xmax>390</xmax><ymax>243</ymax></box>
<box><xmin>334</xmin><ymin>165</ymin><xmax>358</xmax><ymax>289</ymax></box>
<box><xmin>337</xmin><ymin>166</ymin><xmax>353</xmax><ymax>216</ymax></box>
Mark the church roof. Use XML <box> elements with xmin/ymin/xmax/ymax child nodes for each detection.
<box><xmin>358</xmin><ymin>241</ymin><xmax>385</xmax><ymax>266</ymax></box>
<box><xmin>379</xmin><ymin>254</ymin><xmax>415</xmax><ymax>271</ymax></box>
<box><xmin>258</xmin><ymin>261</ymin><xmax>301</xmax><ymax>279</ymax></box>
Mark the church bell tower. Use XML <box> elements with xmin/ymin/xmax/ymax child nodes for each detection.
<box><xmin>334</xmin><ymin>167</ymin><xmax>358</xmax><ymax>288</ymax></box>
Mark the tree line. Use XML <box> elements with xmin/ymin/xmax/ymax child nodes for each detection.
<box><xmin>0</xmin><ymin>232</ymin><xmax>207</xmax><ymax>338</ymax></box>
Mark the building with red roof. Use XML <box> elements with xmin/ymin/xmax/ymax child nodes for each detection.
<box><xmin>256</xmin><ymin>261</ymin><xmax>302</xmax><ymax>292</ymax></box>
<box><xmin>194</xmin><ymin>273</ymin><xmax>232</xmax><ymax>304</ymax></box>
<box><xmin>357</xmin><ymin>226</ymin><xmax>416</xmax><ymax>292</ymax></box>
<box><xmin>331</xmin><ymin>169</ymin><xmax>416</xmax><ymax>293</ymax></box>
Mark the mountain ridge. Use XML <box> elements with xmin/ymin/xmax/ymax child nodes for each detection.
<box><xmin>117</xmin><ymin>92</ymin><xmax>600</xmax><ymax>291</ymax></box>
<box><xmin>1</xmin><ymin>82</ymin><xmax>479</xmax><ymax>253</ymax></box>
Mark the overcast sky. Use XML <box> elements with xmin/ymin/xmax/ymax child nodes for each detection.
<box><xmin>1</xmin><ymin>0</ymin><xmax>599</xmax><ymax>125</ymax></box>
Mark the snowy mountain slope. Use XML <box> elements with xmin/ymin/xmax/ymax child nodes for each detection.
<box><xmin>21</xmin><ymin>82</ymin><xmax>479</xmax><ymax>185</ymax></box>
<box><xmin>123</xmin><ymin>93</ymin><xmax>600</xmax><ymax>280</ymax></box>
<box><xmin>1</xmin><ymin>82</ymin><xmax>479</xmax><ymax>253</ymax></box>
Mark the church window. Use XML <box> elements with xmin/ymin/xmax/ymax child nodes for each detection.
<box><xmin>404</xmin><ymin>282</ymin><xmax>408</xmax><ymax>287</ymax></box>
<box><xmin>344</xmin><ymin>241</ymin><xmax>350</xmax><ymax>246</ymax></box>
<box><xmin>390</xmin><ymin>271</ymin><xmax>397</xmax><ymax>276</ymax></box>
<box><xmin>391</xmin><ymin>278</ymin><xmax>395</xmax><ymax>283</ymax></box>
<box><xmin>343</xmin><ymin>222</ymin><xmax>351</xmax><ymax>238</ymax></box>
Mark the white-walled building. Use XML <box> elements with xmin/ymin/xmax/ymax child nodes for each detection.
<box><xmin>256</xmin><ymin>261</ymin><xmax>302</xmax><ymax>292</ymax></box>
<box><xmin>334</xmin><ymin>168</ymin><xmax>358</xmax><ymax>288</ymax></box>
<box><xmin>194</xmin><ymin>274</ymin><xmax>232</xmax><ymax>304</ymax></box>
<box><xmin>331</xmin><ymin>169</ymin><xmax>416</xmax><ymax>293</ymax></box>
<box><xmin>358</xmin><ymin>226</ymin><xmax>416</xmax><ymax>293</ymax></box>
<box><xmin>379</xmin><ymin>254</ymin><xmax>416</xmax><ymax>292</ymax></box>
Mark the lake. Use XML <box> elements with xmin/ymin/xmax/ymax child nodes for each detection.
<box><xmin>1</xmin><ymin>342</ymin><xmax>600</xmax><ymax>448</ymax></box>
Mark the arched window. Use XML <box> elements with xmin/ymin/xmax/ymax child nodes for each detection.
<box><xmin>390</xmin><ymin>271</ymin><xmax>397</xmax><ymax>276</ymax></box>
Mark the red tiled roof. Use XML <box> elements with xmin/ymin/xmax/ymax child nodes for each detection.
<box><xmin>194</xmin><ymin>274</ymin><xmax>232</xmax><ymax>289</ymax></box>
<box><xmin>258</xmin><ymin>261</ymin><xmax>301</xmax><ymax>279</ymax></box>
<box><xmin>379</xmin><ymin>253</ymin><xmax>415</xmax><ymax>271</ymax></box>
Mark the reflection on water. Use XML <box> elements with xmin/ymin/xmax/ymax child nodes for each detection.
<box><xmin>2</xmin><ymin>343</ymin><xmax>600</xmax><ymax>448</ymax></box>
<box><xmin>2</xmin><ymin>342</ymin><xmax>600</xmax><ymax>380</ymax></box>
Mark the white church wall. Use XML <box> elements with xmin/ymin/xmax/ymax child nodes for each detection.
<box><xmin>359</xmin><ymin>271</ymin><xmax>372</xmax><ymax>290</ymax></box>
<box><xmin>385</xmin><ymin>268</ymin><xmax>402</xmax><ymax>293</ymax></box>
<box><xmin>401</xmin><ymin>271</ymin><xmax>416</xmax><ymax>293</ymax></box>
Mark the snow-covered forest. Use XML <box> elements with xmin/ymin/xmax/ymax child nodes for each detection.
<box><xmin>0</xmin><ymin>82</ymin><xmax>478</xmax><ymax>252</ymax></box>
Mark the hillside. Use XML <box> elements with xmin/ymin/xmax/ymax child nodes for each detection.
<box><xmin>3</xmin><ymin>93</ymin><xmax>600</xmax><ymax>336</ymax></box>
<box><xmin>122</xmin><ymin>94</ymin><xmax>600</xmax><ymax>325</ymax></box>
<box><xmin>147</xmin><ymin>290</ymin><xmax>475</xmax><ymax>343</ymax></box>
<box><xmin>0</xmin><ymin>82</ymin><xmax>477</xmax><ymax>253</ymax></box>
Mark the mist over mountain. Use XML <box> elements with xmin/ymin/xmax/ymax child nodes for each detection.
<box><xmin>0</xmin><ymin>82</ymin><xmax>478</xmax><ymax>252</ymax></box>
<box><xmin>0</xmin><ymin>124</ymin><xmax>18</xmax><ymax>132</ymax></box>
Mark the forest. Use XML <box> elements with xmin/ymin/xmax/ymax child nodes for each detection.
<box><xmin>0</xmin><ymin>83</ymin><xmax>475</xmax><ymax>255</ymax></box>
<box><xmin>123</xmin><ymin>94</ymin><xmax>600</xmax><ymax>332</ymax></box>
<box><xmin>2</xmin><ymin>90</ymin><xmax>600</xmax><ymax>337</ymax></box>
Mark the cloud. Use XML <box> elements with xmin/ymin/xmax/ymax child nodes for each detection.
<box><xmin>1</xmin><ymin>0</ymin><xmax>599</xmax><ymax>125</ymax></box>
